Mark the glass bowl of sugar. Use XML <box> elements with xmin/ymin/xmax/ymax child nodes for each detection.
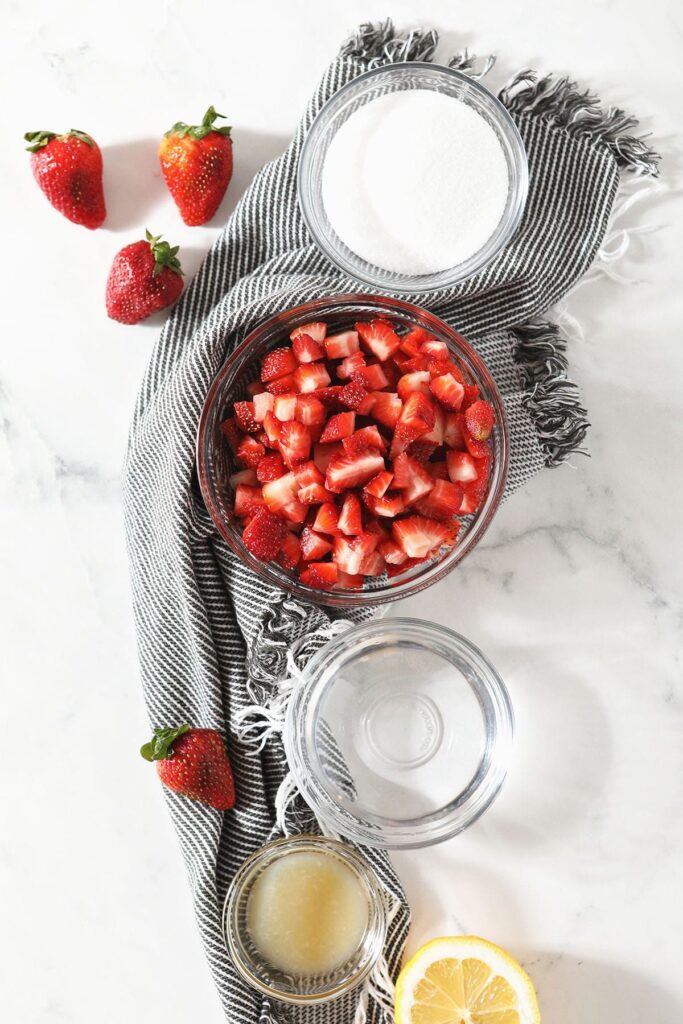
<box><xmin>298</xmin><ymin>62</ymin><xmax>528</xmax><ymax>292</ymax></box>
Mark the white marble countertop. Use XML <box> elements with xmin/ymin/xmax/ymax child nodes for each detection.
<box><xmin>2</xmin><ymin>2</ymin><xmax>682</xmax><ymax>1021</ymax></box>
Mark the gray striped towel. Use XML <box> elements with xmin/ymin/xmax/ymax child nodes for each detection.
<box><xmin>123</xmin><ymin>19</ymin><xmax>659</xmax><ymax>1024</ymax></box>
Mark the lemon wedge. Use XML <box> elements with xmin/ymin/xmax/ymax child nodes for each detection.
<box><xmin>395</xmin><ymin>936</ymin><xmax>540</xmax><ymax>1024</ymax></box>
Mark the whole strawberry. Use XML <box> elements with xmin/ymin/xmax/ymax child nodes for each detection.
<box><xmin>159</xmin><ymin>105</ymin><xmax>233</xmax><ymax>226</ymax></box>
<box><xmin>141</xmin><ymin>724</ymin><xmax>236</xmax><ymax>811</ymax></box>
<box><xmin>24</xmin><ymin>128</ymin><xmax>106</xmax><ymax>229</ymax></box>
<box><xmin>106</xmin><ymin>230</ymin><xmax>184</xmax><ymax>324</ymax></box>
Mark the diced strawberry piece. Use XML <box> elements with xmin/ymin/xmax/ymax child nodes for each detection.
<box><xmin>292</xmin><ymin>333</ymin><xmax>324</xmax><ymax>363</ymax></box>
<box><xmin>295</xmin><ymin>394</ymin><xmax>326</xmax><ymax>426</ymax></box>
<box><xmin>392</xmin><ymin>452</ymin><xmax>434</xmax><ymax>504</ymax></box>
<box><xmin>428</xmin><ymin>461</ymin><xmax>449</xmax><ymax>480</ymax></box>
<box><xmin>446</xmin><ymin>450</ymin><xmax>478</xmax><ymax>483</ymax></box>
<box><xmin>275</xmin><ymin>531</ymin><xmax>302</xmax><ymax>571</ymax></box>
<box><xmin>320</xmin><ymin>411</ymin><xmax>356</xmax><ymax>443</ymax></box>
<box><xmin>386</xmin><ymin>556</ymin><xmax>423</xmax><ymax>578</ymax></box>
<box><xmin>359</xmin><ymin>550</ymin><xmax>385</xmax><ymax>576</ymax></box>
<box><xmin>280</xmin><ymin>500</ymin><xmax>308</xmax><ymax>524</ymax></box>
<box><xmin>397</xmin><ymin>371</ymin><xmax>431</xmax><ymax>401</ymax></box>
<box><xmin>313</xmin><ymin>442</ymin><xmax>342</xmax><ymax>474</ymax></box>
<box><xmin>313</xmin><ymin>502</ymin><xmax>342</xmax><ymax>536</ymax></box>
<box><xmin>332</xmin><ymin>534</ymin><xmax>378</xmax><ymax>575</ymax></box>
<box><xmin>364</xmin><ymin>517</ymin><xmax>390</xmax><ymax>541</ymax></box>
<box><xmin>325</xmin><ymin>448</ymin><xmax>386</xmax><ymax>493</ymax></box>
<box><xmin>339</xmin><ymin>379</ymin><xmax>369</xmax><ymax>410</ymax></box>
<box><xmin>371</xmin><ymin>392</ymin><xmax>402</xmax><ymax>429</ymax></box>
<box><xmin>401</xmin><ymin>356</ymin><xmax>430</xmax><ymax>373</ymax></box>
<box><xmin>313</xmin><ymin>386</ymin><xmax>345</xmax><ymax>408</ymax></box>
<box><xmin>298</xmin><ymin>482</ymin><xmax>333</xmax><ymax>505</ymax></box>
<box><xmin>427</xmin><ymin>358</ymin><xmax>465</xmax><ymax>383</ymax></box>
<box><xmin>236</xmin><ymin>435</ymin><xmax>265</xmax><ymax>469</ymax></box>
<box><xmin>343</xmin><ymin>426</ymin><xmax>387</xmax><ymax>455</ymax></box>
<box><xmin>463</xmin><ymin>384</ymin><xmax>481</xmax><ymax>409</ymax></box>
<box><xmin>300</xmin><ymin>561</ymin><xmax>338</xmax><ymax>589</ymax></box>
<box><xmin>400</xmin><ymin>328</ymin><xmax>436</xmax><ymax>356</ymax></box>
<box><xmin>294</xmin><ymin>363</ymin><xmax>331</xmax><ymax>394</ymax></box>
<box><xmin>463</xmin><ymin>430</ymin><xmax>490</xmax><ymax>459</ymax></box>
<box><xmin>356</xmin><ymin>320</ymin><xmax>401</xmax><ymax>361</ymax></box>
<box><xmin>247</xmin><ymin>380</ymin><xmax>267</xmax><ymax>398</ymax></box>
<box><xmin>335</xmin><ymin>570</ymin><xmax>364</xmax><ymax>590</ymax></box>
<box><xmin>364</xmin><ymin>471</ymin><xmax>393</xmax><ymax>498</ymax></box>
<box><xmin>220</xmin><ymin>417</ymin><xmax>242</xmax><ymax>452</ymax></box>
<box><xmin>233</xmin><ymin>484</ymin><xmax>265</xmax><ymax>518</ymax></box>
<box><xmin>324</xmin><ymin>331</ymin><xmax>360</xmax><ymax>359</ymax></box>
<box><xmin>253</xmin><ymin>391</ymin><xmax>275</xmax><ymax>422</ymax></box>
<box><xmin>414</xmin><ymin>479</ymin><xmax>464</xmax><ymax>520</ymax></box>
<box><xmin>420</xmin><ymin>339</ymin><xmax>449</xmax><ymax>359</ymax></box>
<box><xmin>229</xmin><ymin>468</ymin><xmax>258</xmax><ymax>488</ymax></box>
<box><xmin>300</xmin><ymin>527</ymin><xmax>333</xmax><ymax>561</ymax></box>
<box><xmin>278</xmin><ymin>421</ymin><xmax>311</xmax><ymax>467</ymax></box>
<box><xmin>467</xmin><ymin>452</ymin><xmax>491</xmax><ymax>502</ymax></box>
<box><xmin>242</xmin><ymin>507</ymin><xmax>287</xmax><ymax>559</ymax></box>
<box><xmin>430</xmin><ymin>374</ymin><xmax>465</xmax><ymax>411</ymax></box>
<box><xmin>290</xmin><ymin>321</ymin><xmax>328</xmax><ymax>343</ymax></box>
<box><xmin>378</xmin><ymin>539</ymin><xmax>408</xmax><ymax>565</ymax></box>
<box><xmin>464</xmin><ymin>399</ymin><xmax>495</xmax><ymax>441</ymax></box>
<box><xmin>267</xmin><ymin>373</ymin><xmax>298</xmax><ymax>395</ymax></box>
<box><xmin>256</xmin><ymin>452</ymin><xmax>287</xmax><ymax>483</ymax></box>
<box><xmin>294</xmin><ymin>461</ymin><xmax>324</xmax><ymax>487</ymax></box>
<box><xmin>370</xmin><ymin>493</ymin><xmax>405</xmax><ymax>518</ymax></box>
<box><xmin>273</xmin><ymin>393</ymin><xmax>297</xmax><ymax>421</ymax></box>
<box><xmin>392</xmin><ymin>516</ymin><xmax>450</xmax><ymax>559</ymax></box>
<box><xmin>255</xmin><ymin>430</ymin><xmax>270</xmax><ymax>448</ymax></box>
<box><xmin>356</xmin><ymin>393</ymin><xmax>377</xmax><ymax>416</ymax></box>
<box><xmin>354</xmin><ymin>363</ymin><xmax>389</xmax><ymax>390</ymax></box>
<box><xmin>459</xmin><ymin>486</ymin><xmax>480</xmax><ymax>515</ymax></box>
<box><xmin>338</xmin><ymin>493</ymin><xmax>363</xmax><ymax>536</ymax></box>
<box><xmin>390</xmin><ymin>392</ymin><xmax>436</xmax><ymax>458</ymax></box>
<box><xmin>262</xmin><ymin>472</ymin><xmax>299</xmax><ymax>513</ymax></box>
<box><xmin>261</xmin><ymin>348</ymin><xmax>297</xmax><ymax>382</ymax></box>
<box><xmin>407</xmin><ymin>440</ymin><xmax>438</xmax><ymax>462</ymax></box>
<box><xmin>337</xmin><ymin>352</ymin><xmax>366</xmax><ymax>379</ymax></box>
<box><xmin>262</xmin><ymin>411</ymin><xmax>283</xmax><ymax>447</ymax></box>
<box><xmin>444</xmin><ymin>413</ymin><xmax>467</xmax><ymax>450</ymax></box>
<box><xmin>234</xmin><ymin>400</ymin><xmax>258</xmax><ymax>433</ymax></box>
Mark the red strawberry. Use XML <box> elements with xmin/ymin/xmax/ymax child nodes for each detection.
<box><xmin>414</xmin><ymin>479</ymin><xmax>464</xmax><ymax>520</ymax></box>
<box><xmin>430</xmin><ymin>374</ymin><xmax>465</xmax><ymax>411</ymax></box>
<box><xmin>343</xmin><ymin>426</ymin><xmax>387</xmax><ymax>454</ymax></box>
<box><xmin>359</xmin><ymin>549</ymin><xmax>386</xmax><ymax>576</ymax></box>
<box><xmin>371</xmin><ymin>393</ymin><xmax>402</xmax><ymax>429</ymax></box>
<box><xmin>398</xmin><ymin>372</ymin><xmax>431</xmax><ymax>400</ymax></box>
<box><xmin>294</xmin><ymin>461</ymin><xmax>324</xmax><ymax>487</ymax></box>
<box><xmin>106</xmin><ymin>230</ymin><xmax>184</xmax><ymax>325</ymax></box>
<box><xmin>273</xmin><ymin>393</ymin><xmax>297</xmax><ymax>421</ymax></box>
<box><xmin>320</xmin><ymin>412</ymin><xmax>356</xmax><ymax>443</ymax></box>
<box><xmin>427</xmin><ymin>358</ymin><xmax>465</xmax><ymax>383</ymax></box>
<box><xmin>233</xmin><ymin>483</ymin><xmax>264</xmax><ymax>518</ymax></box>
<box><xmin>24</xmin><ymin>128</ymin><xmax>106</xmax><ymax>228</ymax></box>
<box><xmin>262</xmin><ymin>472</ymin><xmax>298</xmax><ymax>512</ymax></box>
<box><xmin>276</xmin><ymin>532</ymin><xmax>302</xmax><ymax>571</ymax></box>
<box><xmin>300</xmin><ymin>562</ymin><xmax>338</xmax><ymax>589</ymax></box>
<box><xmin>333</xmin><ymin>534</ymin><xmax>378</xmax><ymax>575</ymax></box>
<box><xmin>338</xmin><ymin>493</ymin><xmax>363</xmax><ymax>535</ymax></box>
<box><xmin>392</xmin><ymin>516</ymin><xmax>450</xmax><ymax>559</ymax></box>
<box><xmin>234</xmin><ymin>401</ymin><xmax>258</xmax><ymax>433</ymax></box>
<box><xmin>339</xmin><ymin>379</ymin><xmax>369</xmax><ymax>410</ymax></box>
<box><xmin>444</xmin><ymin>413</ymin><xmax>467</xmax><ymax>450</ymax></box>
<box><xmin>262</xmin><ymin>411</ymin><xmax>283</xmax><ymax>447</ymax></box>
<box><xmin>278</xmin><ymin>421</ymin><xmax>311</xmax><ymax>467</ymax></box>
<box><xmin>295</xmin><ymin>394</ymin><xmax>326</xmax><ymax>426</ymax></box>
<box><xmin>229</xmin><ymin>468</ymin><xmax>258</xmax><ymax>488</ymax></box>
<box><xmin>267</xmin><ymin>373</ymin><xmax>298</xmax><ymax>395</ymax></box>
<box><xmin>356</xmin><ymin>393</ymin><xmax>377</xmax><ymax>416</ymax></box>
<box><xmin>378</xmin><ymin>540</ymin><xmax>408</xmax><ymax>565</ymax></box>
<box><xmin>369</xmin><ymin>493</ymin><xmax>405</xmax><ymax>518</ymax></box>
<box><xmin>446</xmin><ymin>450</ymin><xmax>479</xmax><ymax>483</ymax></box>
<box><xmin>313</xmin><ymin>502</ymin><xmax>342</xmax><ymax>536</ymax></box>
<box><xmin>420</xmin><ymin>339</ymin><xmax>449</xmax><ymax>359</ymax></box>
<box><xmin>236</xmin><ymin>435</ymin><xmax>265</xmax><ymax>469</ymax></box>
<box><xmin>393</xmin><ymin>453</ymin><xmax>434</xmax><ymax>504</ymax></box>
<box><xmin>463</xmin><ymin>430</ymin><xmax>491</xmax><ymax>460</ymax></box>
<box><xmin>141</xmin><ymin>725</ymin><xmax>235</xmax><ymax>810</ymax></box>
<box><xmin>261</xmin><ymin>348</ymin><xmax>297</xmax><ymax>382</ymax></box>
<box><xmin>294</xmin><ymin>363</ymin><xmax>332</xmax><ymax>393</ymax></box>
<box><xmin>313</xmin><ymin>442</ymin><xmax>342</xmax><ymax>474</ymax></box>
<box><xmin>463</xmin><ymin>384</ymin><xmax>481</xmax><ymax>408</ymax></box>
<box><xmin>290</xmin><ymin>321</ymin><xmax>327</xmax><ymax>343</ymax></box>
<box><xmin>386</xmin><ymin>556</ymin><xmax>423</xmax><ymax>578</ymax></box>
<box><xmin>292</xmin><ymin>333</ymin><xmax>324</xmax><ymax>363</ymax></box>
<box><xmin>325</xmin><ymin>448</ymin><xmax>386</xmax><ymax>493</ymax></box>
<box><xmin>298</xmin><ymin>482</ymin><xmax>333</xmax><ymax>505</ymax></box>
<box><xmin>465</xmin><ymin>399</ymin><xmax>495</xmax><ymax>441</ymax></box>
<box><xmin>354</xmin><ymin>364</ymin><xmax>390</xmax><ymax>391</ymax></box>
<box><xmin>247</xmin><ymin>380</ymin><xmax>267</xmax><ymax>397</ymax></box>
<box><xmin>280</xmin><ymin>500</ymin><xmax>308</xmax><ymax>524</ymax></box>
<box><xmin>337</xmin><ymin>352</ymin><xmax>367</xmax><ymax>379</ymax></box>
<box><xmin>356</xmin><ymin>320</ymin><xmax>401</xmax><ymax>361</ymax></box>
<box><xmin>391</xmin><ymin>392</ymin><xmax>436</xmax><ymax>458</ymax></box>
<box><xmin>314</xmin><ymin>385</ymin><xmax>345</xmax><ymax>408</ymax></box>
<box><xmin>336</xmin><ymin>570</ymin><xmax>364</xmax><ymax>589</ymax></box>
<box><xmin>300</xmin><ymin>527</ymin><xmax>333</xmax><ymax>560</ymax></box>
<box><xmin>324</xmin><ymin>331</ymin><xmax>360</xmax><ymax>359</ymax></box>
<box><xmin>400</xmin><ymin>328</ymin><xmax>434</xmax><ymax>357</ymax></box>
<box><xmin>253</xmin><ymin>392</ymin><xmax>275</xmax><ymax>422</ymax></box>
<box><xmin>364</xmin><ymin>471</ymin><xmax>393</xmax><ymax>498</ymax></box>
<box><xmin>159</xmin><ymin>106</ymin><xmax>232</xmax><ymax>226</ymax></box>
<box><xmin>220</xmin><ymin>417</ymin><xmax>242</xmax><ymax>452</ymax></box>
<box><xmin>256</xmin><ymin>452</ymin><xmax>286</xmax><ymax>483</ymax></box>
<box><xmin>242</xmin><ymin>507</ymin><xmax>287</xmax><ymax>559</ymax></box>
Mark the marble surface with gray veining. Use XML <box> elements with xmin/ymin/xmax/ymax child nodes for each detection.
<box><xmin>1</xmin><ymin>1</ymin><xmax>682</xmax><ymax>1021</ymax></box>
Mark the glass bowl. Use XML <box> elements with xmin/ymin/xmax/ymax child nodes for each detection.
<box><xmin>196</xmin><ymin>294</ymin><xmax>509</xmax><ymax>608</ymax></box>
<box><xmin>223</xmin><ymin>835</ymin><xmax>387</xmax><ymax>1004</ymax></box>
<box><xmin>284</xmin><ymin>618</ymin><xmax>514</xmax><ymax>849</ymax></box>
<box><xmin>298</xmin><ymin>62</ymin><xmax>528</xmax><ymax>292</ymax></box>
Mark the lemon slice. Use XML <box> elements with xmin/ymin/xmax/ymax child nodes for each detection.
<box><xmin>395</xmin><ymin>936</ymin><xmax>540</xmax><ymax>1024</ymax></box>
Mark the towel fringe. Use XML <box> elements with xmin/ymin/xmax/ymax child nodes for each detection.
<box><xmin>512</xmin><ymin>321</ymin><xmax>590</xmax><ymax>467</ymax></box>
<box><xmin>448</xmin><ymin>50</ymin><xmax>496</xmax><ymax>80</ymax></box>
<box><xmin>340</xmin><ymin>17</ymin><xmax>438</xmax><ymax>67</ymax></box>
<box><xmin>499</xmin><ymin>70</ymin><xmax>660</xmax><ymax>177</ymax></box>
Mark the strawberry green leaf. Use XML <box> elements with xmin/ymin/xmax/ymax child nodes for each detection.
<box><xmin>24</xmin><ymin>130</ymin><xmax>57</xmax><ymax>152</ymax></box>
<box><xmin>140</xmin><ymin>724</ymin><xmax>190</xmax><ymax>761</ymax></box>
<box><xmin>145</xmin><ymin>229</ymin><xmax>184</xmax><ymax>277</ymax></box>
<box><xmin>164</xmin><ymin>104</ymin><xmax>231</xmax><ymax>141</ymax></box>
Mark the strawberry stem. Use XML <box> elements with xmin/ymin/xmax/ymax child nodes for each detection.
<box><xmin>164</xmin><ymin>105</ymin><xmax>231</xmax><ymax>141</ymax></box>
<box><xmin>144</xmin><ymin>229</ymin><xmax>184</xmax><ymax>278</ymax></box>
<box><xmin>24</xmin><ymin>128</ymin><xmax>94</xmax><ymax>152</ymax></box>
<box><xmin>140</xmin><ymin>724</ymin><xmax>190</xmax><ymax>761</ymax></box>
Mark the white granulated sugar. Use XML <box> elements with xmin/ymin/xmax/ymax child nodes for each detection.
<box><xmin>322</xmin><ymin>90</ymin><xmax>510</xmax><ymax>276</ymax></box>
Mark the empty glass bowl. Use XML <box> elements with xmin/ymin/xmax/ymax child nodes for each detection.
<box><xmin>196</xmin><ymin>294</ymin><xmax>509</xmax><ymax>608</ymax></box>
<box><xmin>298</xmin><ymin>62</ymin><xmax>528</xmax><ymax>292</ymax></box>
<box><xmin>284</xmin><ymin>618</ymin><xmax>514</xmax><ymax>848</ymax></box>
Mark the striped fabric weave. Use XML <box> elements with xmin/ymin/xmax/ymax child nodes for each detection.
<box><xmin>123</xmin><ymin>20</ymin><xmax>658</xmax><ymax>1024</ymax></box>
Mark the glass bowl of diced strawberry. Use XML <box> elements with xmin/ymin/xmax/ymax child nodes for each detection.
<box><xmin>197</xmin><ymin>295</ymin><xmax>509</xmax><ymax>606</ymax></box>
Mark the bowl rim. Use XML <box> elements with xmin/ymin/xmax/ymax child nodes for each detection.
<box><xmin>297</xmin><ymin>60</ymin><xmax>529</xmax><ymax>293</ymax></box>
<box><xmin>196</xmin><ymin>293</ymin><xmax>510</xmax><ymax>607</ymax></box>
